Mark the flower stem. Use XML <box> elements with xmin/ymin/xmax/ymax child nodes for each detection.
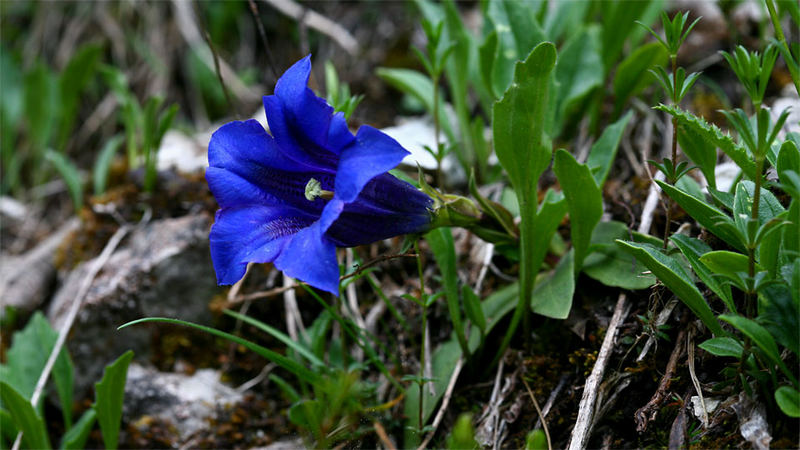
<box><xmin>433</xmin><ymin>74</ymin><xmax>443</xmax><ymax>188</ymax></box>
<box><xmin>764</xmin><ymin>0</ymin><xmax>800</xmax><ymax>95</ymax></box>
<box><xmin>414</xmin><ymin>239</ymin><xmax>428</xmax><ymax>434</ymax></box>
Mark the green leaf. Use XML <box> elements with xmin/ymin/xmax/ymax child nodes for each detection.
<box><xmin>734</xmin><ymin>180</ymin><xmax>785</xmax><ymax>225</ymax></box>
<box><xmin>553</xmin><ymin>25</ymin><xmax>603</xmax><ymax>134</ymax></box>
<box><xmin>376</xmin><ymin>68</ymin><xmax>455</xmax><ymax>141</ymax></box>
<box><xmin>61</xmin><ymin>408</ymin><xmax>97</xmax><ymax>450</ymax></box>
<box><xmin>427</xmin><ymin>228</ymin><xmax>469</xmax><ymax>356</ymax></box>
<box><xmin>759</xmin><ymin>283</ymin><xmax>800</xmax><ymax>355</ymax></box>
<box><xmin>119</xmin><ymin>317</ymin><xmax>320</xmax><ymax>384</ymax></box>
<box><xmin>93</xmin><ymin>135</ymin><xmax>124</xmax><ymax>195</ymax></box>
<box><xmin>462</xmin><ymin>285</ymin><xmax>486</xmax><ymax>335</ymax></box>
<box><xmin>671</xmin><ymin>234</ymin><xmax>735</xmax><ymax>312</ymax></box>
<box><xmin>0</xmin><ymin>382</ymin><xmax>51</xmax><ymax>450</ymax></box>
<box><xmin>46</xmin><ymin>149</ymin><xmax>83</xmax><ymax>211</ymax></box>
<box><xmin>57</xmin><ymin>44</ymin><xmax>102</xmax><ymax>151</ymax></box>
<box><xmin>657</xmin><ymin>180</ymin><xmax>746</xmax><ymax>252</ymax></box>
<box><xmin>655</xmin><ymin>104</ymin><xmax>756</xmax><ymax>180</ymax></box>
<box><xmin>583</xmin><ymin>221</ymin><xmax>657</xmax><ymax>290</ymax></box>
<box><xmin>223</xmin><ymin>310</ymin><xmax>326</xmax><ymax>369</ymax></box>
<box><xmin>601</xmin><ymin>0</ymin><xmax>657</xmax><ymax>70</ymax></box>
<box><xmin>678</xmin><ymin>123</ymin><xmax>718</xmax><ymax>189</ymax></box>
<box><xmin>479</xmin><ymin>31</ymin><xmax>500</xmax><ymax>98</ymax></box>
<box><xmin>616</xmin><ymin>240</ymin><xmax>724</xmax><ymax>335</ymax></box>
<box><xmin>613</xmin><ymin>42</ymin><xmax>667</xmax><ymax>115</ymax></box>
<box><xmin>699</xmin><ymin>250</ymin><xmax>760</xmax><ymax>281</ymax></box>
<box><xmin>699</xmin><ymin>337</ymin><xmax>744</xmax><ymax>358</ymax></box>
<box><xmin>553</xmin><ymin>149</ymin><xmax>603</xmax><ymax>273</ymax></box>
<box><xmin>586</xmin><ymin>111</ymin><xmax>633</xmax><ymax>187</ymax></box>
<box><xmin>720</xmin><ymin>314</ymin><xmax>797</xmax><ymax>386</ymax></box>
<box><xmin>24</xmin><ymin>62</ymin><xmax>59</xmax><ymax>153</ymax></box>
<box><xmin>447</xmin><ymin>413</ymin><xmax>479</xmax><ymax>450</ymax></box>
<box><xmin>777</xmin><ymin>140</ymin><xmax>800</xmax><ymax>182</ymax></box>
<box><xmin>525</xmin><ymin>429</ymin><xmax>548</xmax><ymax>450</ymax></box>
<box><xmin>531</xmin><ymin>249</ymin><xmax>575</xmax><ymax>319</ymax></box>
<box><xmin>776</xmin><ymin>386</ymin><xmax>800</xmax><ymax>418</ymax></box>
<box><xmin>94</xmin><ymin>350</ymin><xmax>133</xmax><ymax>450</ymax></box>
<box><xmin>492</xmin><ymin>42</ymin><xmax>557</xmax><ymax>360</ymax></box>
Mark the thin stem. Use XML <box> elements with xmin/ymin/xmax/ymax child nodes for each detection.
<box><xmin>414</xmin><ymin>239</ymin><xmax>428</xmax><ymax>434</ymax></box>
<box><xmin>765</xmin><ymin>0</ymin><xmax>800</xmax><ymax>95</ymax></box>
<box><xmin>432</xmin><ymin>74</ymin><xmax>443</xmax><ymax>188</ymax></box>
<box><xmin>663</xmin><ymin>56</ymin><xmax>680</xmax><ymax>249</ymax></box>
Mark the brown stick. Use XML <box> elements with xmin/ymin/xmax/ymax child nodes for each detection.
<box><xmin>634</xmin><ymin>328</ymin><xmax>688</xmax><ymax>432</ymax></box>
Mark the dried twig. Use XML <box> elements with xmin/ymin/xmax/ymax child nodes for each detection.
<box><xmin>339</xmin><ymin>253</ymin><xmax>417</xmax><ymax>282</ymax></box>
<box><xmin>11</xmin><ymin>224</ymin><xmax>131</xmax><ymax>450</ymax></box>
<box><xmin>687</xmin><ymin>325</ymin><xmax>709</xmax><ymax>427</ymax></box>
<box><xmin>260</xmin><ymin>0</ymin><xmax>359</xmax><ymax>55</ymax></box>
<box><xmin>373</xmin><ymin>420</ymin><xmax>396</xmax><ymax>450</ymax></box>
<box><xmin>283</xmin><ymin>273</ymin><xmax>305</xmax><ymax>341</ymax></box>
<box><xmin>521</xmin><ymin>376</ymin><xmax>552</xmax><ymax>450</ymax></box>
<box><xmin>568</xmin><ymin>293</ymin><xmax>629</xmax><ymax>450</ymax></box>
<box><xmin>634</xmin><ymin>328</ymin><xmax>688</xmax><ymax>432</ymax></box>
<box><xmin>417</xmin><ymin>356</ymin><xmax>465</xmax><ymax>450</ymax></box>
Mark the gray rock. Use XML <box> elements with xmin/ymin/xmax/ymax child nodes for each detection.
<box><xmin>47</xmin><ymin>213</ymin><xmax>218</xmax><ymax>392</ymax></box>
<box><xmin>124</xmin><ymin>363</ymin><xmax>242</xmax><ymax>443</ymax></box>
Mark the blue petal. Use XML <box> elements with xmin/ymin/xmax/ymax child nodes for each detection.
<box><xmin>327</xmin><ymin>112</ymin><xmax>355</xmax><ymax>151</ymax></box>
<box><xmin>209</xmin><ymin>205</ymin><xmax>315</xmax><ymax>285</ymax></box>
<box><xmin>274</xmin><ymin>217</ymin><xmax>341</xmax><ymax>295</ymax></box>
<box><xmin>273</xmin><ymin>55</ymin><xmax>336</xmax><ymax>150</ymax></box>
<box><xmin>334</xmin><ymin>126</ymin><xmax>410</xmax><ymax>202</ymax></box>
<box><xmin>208</xmin><ymin>119</ymin><xmax>309</xmax><ymax>173</ymax></box>
<box><xmin>263</xmin><ymin>95</ymin><xmax>339</xmax><ymax>172</ymax></box>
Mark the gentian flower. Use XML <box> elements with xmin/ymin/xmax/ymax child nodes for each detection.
<box><xmin>206</xmin><ymin>56</ymin><xmax>434</xmax><ymax>295</ymax></box>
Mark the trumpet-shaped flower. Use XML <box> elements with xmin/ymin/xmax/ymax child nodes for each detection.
<box><xmin>206</xmin><ymin>56</ymin><xmax>433</xmax><ymax>295</ymax></box>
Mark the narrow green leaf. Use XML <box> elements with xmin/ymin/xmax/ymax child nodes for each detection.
<box><xmin>657</xmin><ymin>180</ymin><xmax>745</xmax><ymax>252</ymax></box>
<box><xmin>93</xmin><ymin>135</ymin><xmax>124</xmax><ymax>196</ymax></box>
<box><xmin>655</xmin><ymin>104</ymin><xmax>756</xmax><ymax>180</ymax></box>
<box><xmin>61</xmin><ymin>408</ymin><xmax>97</xmax><ymax>450</ymax></box>
<box><xmin>613</xmin><ymin>43</ymin><xmax>667</xmax><ymax>115</ymax></box>
<box><xmin>223</xmin><ymin>309</ymin><xmax>325</xmax><ymax>368</ymax></box>
<box><xmin>583</xmin><ymin>221</ymin><xmax>657</xmax><ymax>290</ymax></box>
<box><xmin>616</xmin><ymin>240</ymin><xmax>724</xmax><ymax>335</ymax></box>
<box><xmin>57</xmin><ymin>44</ymin><xmax>102</xmax><ymax>150</ymax></box>
<box><xmin>719</xmin><ymin>314</ymin><xmax>797</xmax><ymax>386</ymax></box>
<box><xmin>376</xmin><ymin>68</ymin><xmax>455</xmax><ymax>141</ymax></box>
<box><xmin>531</xmin><ymin>249</ymin><xmax>574</xmax><ymax>319</ymax></box>
<box><xmin>775</xmin><ymin>386</ymin><xmax>800</xmax><ymax>418</ymax></box>
<box><xmin>94</xmin><ymin>350</ymin><xmax>133</xmax><ymax>450</ymax></box>
<box><xmin>427</xmin><ymin>227</ymin><xmax>469</xmax><ymax>356</ymax></box>
<box><xmin>699</xmin><ymin>337</ymin><xmax>744</xmax><ymax>358</ymax></box>
<box><xmin>671</xmin><ymin>234</ymin><xmax>735</xmax><ymax>312</ymax></box>
<box><xmin>479</xmin><ymin>31</ymin><xmax>499</xmax><ymax>98</ymax></box>
<box><xmin>553</xmin><ymin>149</ymin><xmax>603</xmax><ymax>273</ymax></box>
<box><xmin>777</xmin><ymin>140</ymin><xmax>800</xmax><ymax>182</ymax></box>
<box><xmin>586</xmin><ymin>111</ymin><xmax>633</xmax><ymax>186</ymax></box>
<box><xmin>24</xmin><ymin>62</ymin><xmax>59</xmax><ymax>153</ymax></box>
<box><xmin>119</xmin><ymin>318</ymin><xmax>319</xmax><ymax>384</ymax></box>
<box><xmin>553</xmin><ymin>26</ymin><xmax>603</xmax><ymax>134</ymax></box>
<box><xmin>462</xmin><ymin>285</ymin><xmax>486</xmax><ymax>335</ymax></box>
<box><xmin>678</xmin><ymin>124</ymin><xmax>718</xmax><ymax>189</ymax></box>
<box><xmin>0</xmin><ymin>382</ymin><xmax>51</xmax><ymax>450</ymax></box>
<box><xmin>45</xmin><ymin>149</ymin><xmax>83</xmax><ymax>211</ymax></box>
<box><xmin>601</xmin><ymin>0</ymin><xmax>655</xmax><ymax>70</ymax></box>
<box><xmin>699</xmin><ymin>250</ymin><xmax>760</xmax><ymax>280</ymax></box>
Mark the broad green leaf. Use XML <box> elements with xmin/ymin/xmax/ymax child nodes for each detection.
<box><xmin>553</xmin><ymin>149</ymin><xmax>602</xmax><ymax>273</ymax></box>
<box><xmin>484</xmin><ymin>0</ymin><xmax>546</xmax><ymax>97</ymax></box>
<box><xmin>586</xmin><ymin>111</ymin><xmax>633</xmax><ymax>187</ymax></box>
<box><xmin>492</xmin><ymin>42</ymin><xmax>557</xmax><ymax>360</ymax></box>
<box><xmin>616</xmin><ymin>240</ymin><xmax>724</xmax><ymax>335</ymax></box>
<box><xmin>24</xmin><ymin>62</ymin><xmax>59</xmax><ymax>152</ymax></box>
<box><xmin>224</xmin><ymin>310</ymin><xmax>325</xmax><ymax>368</ymax></box>
<box><xmin>447</xmin><ymin>413</ymin><xmax>480</xmax><ymax>450</ymax></box>
<box><xmin>657</xmin><ymin>180</ymin><xmax>746</xmax><ymax>252</ymax></box>
<box><xmin>775</xmin><ymin>386</ymin><xmax>800</xmax><ymax>418</ymax></box>
<box><xmin>529</xmin><ymin>190</ymin><xmax>568</xmax><ymax>288</ymax></box>
<box><xmin>531</xmin><ymin>249</ymin><xmax>574</xmax><ymax>319</ymax></box>
<box><xmin>0</xmin><ymin>407</ymin><xmax>16</xmax><ymax>445</ymax></box>
<box><xmin>0</xmin><ymin>382</ymin><xmax>51</xmax><ymax>450</ymax></box>
<box><xmin>479</xmin><ymin>31</ymin><xmax>500</xmax><ymax>98</ymax></box>
<box><xmin>376</xmin><ymin>68</ymin><xmax>455</xmax><ymax>141</ymax></box>
<box><xmin>583</xmin><ymin>221</ymin><xmax>657</xmax><ymax>290</ymax></box>
<box><xmin>655</xmin><ymin>104</ymin><xmax>756</xmax><ymax>180</ymax></box>
<box><xmin>777</xmin><ymin>140</ymin><xmax>800</xmax><ymax>183</ymax></box>
<box><xmin>61</xmin><ymin>408</ymin><xmax>97</xmax><ymax>450</ymax></box>
<box><xmin>613</xmin><ymin>42</ymin><xmax>667</xmax><ymax>115</ymax></box>
<box><xmin>600</xmin><ymin>0</ymin><xmax>656</xmax><ymax>70</ymax></box>
<box><xmin>679</xmin><ymin>124</ymin><xmax>718</xmax><ymax>189</ymax></box>
<box><xmin>93</xmin><ymin>135</ymin><xmax>124</xmax><ymax>195</ymax></box>
<box><xmin>462</xmin><ymin>285</ymin><xmax>486</xmax><ymax>335</ymax></box>
<box><xmin>758</xmin><ymin>283</ymin><xmax>800</xmax><ymax>356</ymax></box>
<box><xmin>427</xmin><ymin>228</ymin><xmax>469</xmax><ymax>356</ymax></box>
<box><xmin>543</xmin><ymin>0</ymin><xmax>589</xmax><ymax>43</ymax></box>
<box><xmin>119</xmin><ymin>318</ymin><xmax>320</xmax><ymax>384</ymax></box>
<box><xmin>57</xmin><ymin>44</ymin><xmax>102</xmax><ymax>150</ymax></box>
<box><xmin>699</xmin><ymin>251</ymin><xmax>760</xmax><ymax>281</ymax></box>
<box><xmin>734</xmin><ymin>181</ymin><xmax>785</xmax><ymax>225</ymax></box>
<box><xmin>699</xmin><ymin>337</ymin><xmax>744</xmax><ymax>358</ymax></box>
<box><xmin>46</xmin><ymin>149</ymin><xmax>83</xmax><ymax>212</ymax></box>
<box><xmin>94</xmin><ymin>350</ymin><xmax>133</xmax><ymax>450</ymax></box>
<box><xmin>526</xmin><ymin>429</ymin><xmax>548</xmax><ymax>450</ymax></box>
<box><xmin>720</xmin><ymin>314</ymin><xmax>797</xmax><ymax>385</ymax></box>
<box><xmin>671</xmin><ymin>234</ymin><xmax>734</xmax><ymax>312</ymax></box>
<box><xmin>553</xmin><ymin>25</ymin><xmax>603</xmax><ymax>134</ymax></box>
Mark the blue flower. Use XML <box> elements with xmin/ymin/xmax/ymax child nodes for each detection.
<box><xmin>206</xmin><ymin>56</ymin><xmax>434</xmax><ymax>295</ymax></box>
